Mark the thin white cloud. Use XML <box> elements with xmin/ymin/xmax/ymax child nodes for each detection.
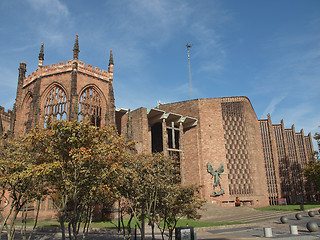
<box><xmin>126</xmin><ymin>0</ymin><xmax>192</xmax><ymax>46</ymax></box>
<box><xmin>262</xmin><ymin>32</ymin><xmax>320</xmax><ymax>81</ymax></box>
<box><xmin>0</xmin><ymin>67</ymin><xmax>18</xmax><ymax>88</ymax></box>
<box><xmin>198</xmin><ymin>60</ymin><xmax>224</xmax><ymax>74</ymax></box>
<box><xmin>107</xmin><ymin>1</ymin><xmax>233</xmax><ymax>108</ymax></box>
<box><xmin>27</xmin><ymin>0</ymin><xmax>69</xmax><ymax>17</ymax></box>
<box><xmin>2</xmin><ymin>99</ymin><xmax>15</xmax><ymax>112</ymax></box>
<box><xmin>263</xmin><ymin>94</ymin><xmax>287</xmax><ymax>116</ymax></box>
<box><xmin>263</xmin><ymin>100</ymin><xmax>320</xmax><ymax>150</ymax></box>
<box><xmin>188</xmin><ymin>6</ymin><xmax>231</xmax><ymax>75</ymax></box>
<box><xmin>252</xmin><ymin>17</ymin><xmax>320</xmax><ymax>141</ymax></box>
<box><xmin>278</xmin><ymin>103</ymin><xmax>319</xmax><ymax>138</ymax></box>
<box><xmin>24</xmin><ymin>0</ymin><xmax>72</xmax><ymax>47</ymax></box>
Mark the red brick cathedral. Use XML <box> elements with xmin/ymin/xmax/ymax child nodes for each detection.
<box><xmin>0</xmin><ymin>36</ymin><xmax>314</xmax><ymax>207</ymax></box>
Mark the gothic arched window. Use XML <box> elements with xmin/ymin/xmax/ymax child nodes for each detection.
<box><xmin>78</xmin><ymin>87</ymin><xmax>102</xmax><ymax>127</ymax></box>
<box><xmin>22</xmin><ymin>93</ymin><xmax>33</xmax><ymax>133</ymax></box>
<box><xmin>44</xmin><ymin>85</ymin><xmax>68</xmax><ymax>121</ymax></box>
<box><xmin>23</xmin><ymin>93</ymin><xmax>32</xmax><ymax>119</ymax></box>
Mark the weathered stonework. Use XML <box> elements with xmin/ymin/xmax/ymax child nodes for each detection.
<box><xmin>11</xmin><ymin>38</ymin><xmax>115</xmax><ymax>137</ymax></box>
<box><xmin>0</xmin><ymin>106</ymin><xmax>12</xmax><ymax>135</ymax></box>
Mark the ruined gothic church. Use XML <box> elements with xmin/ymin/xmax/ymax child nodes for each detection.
<box><xmin>0</xmin><ymin>36</ymin><xmax>315</xmax><ymax>209</ymax></box>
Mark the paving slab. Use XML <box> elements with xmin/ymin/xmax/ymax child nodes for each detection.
<box><xmin>2</xmin><ymin>204</ymin><xmax>320</xmax><ymax>239</ymax></box>
<box><xmin>196</xmin><ymin>207</ymin><xmax>320</xmax><ymax>239</ymax></box>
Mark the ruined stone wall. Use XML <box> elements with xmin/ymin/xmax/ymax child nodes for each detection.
<box><xmin>0</xmin><ymin>106</ymin><xmax>12</xmax><ymax>135</ymax></box>
<box><xmin>12</xmin><ymin>59</ymin><xmax>114</xmax><ymax>136</ymax></box>
<box><xmin>122</xmin><ymin>107</ymin><xmax>151</xmax><ymax>154</ymax></box>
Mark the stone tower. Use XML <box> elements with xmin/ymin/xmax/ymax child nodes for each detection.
<box><xmin>11</xmin><ymin>35</ymin><xmax>115</xmax><ymax>136</ymax></box>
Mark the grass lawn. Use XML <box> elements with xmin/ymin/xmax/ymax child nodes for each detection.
<box><xmin>90</xmin><ymin>219</ymin><xmax>243</xmax><ymax>228</ymax></box>
<box><xmin>255</xmin><ymin>204</ymin><xmax>320</xmax><ymax>211</ymax></box>
<box><xmin>170</xmin><ymin>219</ymin><xmax>243</xmax><ymax>228</ymax></box>
<box><xmin>21</xmin><ymin>219</ymin><xmax>243</xmax><ymax>229</ymax></box>
<box><xmin>85</xmin><ymin>219</ymin><xmax>241</xmax><ymax>228</ymax></box>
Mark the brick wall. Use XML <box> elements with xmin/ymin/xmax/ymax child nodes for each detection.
<box><xmin>159</xmin><ymin>97</ymin><xmax>269</xmax><ymax>206</ymax></box>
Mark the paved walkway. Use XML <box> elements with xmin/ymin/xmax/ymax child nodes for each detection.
<box><xmin>199</xmin><ymin>202</ymin><xmax>295</xmax><ymax>223</ymax></box>
<box><xmin>196</xmin><ymin>203</ymin><xmax>320</xmax><ymax>239</ymax></box>
<box><xmin>3</xmin><ymin>203</ymin><xmax>320</xmax><ymax>239</ymax></box>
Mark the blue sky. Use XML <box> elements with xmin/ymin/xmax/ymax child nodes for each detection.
<box><xmin>0</xmin><ymin>0</ymin><xmax>319</xmax><ymax>148</ymax></box>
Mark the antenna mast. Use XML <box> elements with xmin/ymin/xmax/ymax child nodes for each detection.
<box><xmin>186</xmin><ymin>43</ymin><xmax>193</xmax><ymax>99</ymax></box>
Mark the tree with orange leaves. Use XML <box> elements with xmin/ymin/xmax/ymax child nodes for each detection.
<box><xmin>0</xmin><ymin>135</ymin><xmax>48</xmax><ymax>240</ymax></box>
<box><xmin>25</xmin><ymin>120</ymin><xmax>133</xmax><ymax>240</ymax></box>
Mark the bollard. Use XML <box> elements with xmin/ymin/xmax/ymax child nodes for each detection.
<box><xmin>264</xmin><ymin>227</ymin><xmax>272</xmax><ymax>237</ymax></box>
<box><xmin>295</xmin><ymin>213</ymin><xmax>302</xmax><ymax>220</ymax></box>
<box><xmin>280</xmin><ymin>216</ymin><xmax>288</xmax><ymax>224</ymax></box>
<box><xmin>306</xmin><ymin>221</ymin><xmax>318</xmax><ymax>232</ymax></box>
<box><xmin>308</xmin><ymin>211</ymin><xmax>315</xmax><ymax>217</ymax></box>
<box><xmin>290</xmin><ymin>225</ymin><xmax>298</xmax><ymax>235</ymax></box>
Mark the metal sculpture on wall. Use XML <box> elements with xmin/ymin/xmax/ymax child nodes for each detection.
<box><xmin>207</xmin><ymin>162</ymin><xmax>225</xmax><ymax>197</ymax></box>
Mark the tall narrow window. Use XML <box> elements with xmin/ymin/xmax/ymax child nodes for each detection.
<box><xmin>78</xmin><ymin>87</ymin><xmax>102</xmax><ymax>127</ymax></box>
<box><xmin>167</xmin><ymin>122</ymin><xmax>181</xmax><ymax>176</ymax></box>
<box><xmin>151</xmin><ymin>122</ymin><xmax>163</xmax><ymax>153</ymax></box>
<box><xmin>44</xmin><ymin>85</ymin><xmax>68</xmax><ymax>121</ymax></box>
<box><xmin>22</xmin><ymin>93</ymin><xmax>32</xmax><ymax>133</ymax></box>
<box><xmin>167</xmin><ymin>122</ymin><xmax>180</xmax><ymax>150</ymax></box>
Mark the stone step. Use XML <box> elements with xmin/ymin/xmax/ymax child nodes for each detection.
<box><xmin>222</xmin><ymin>211</ymin><xmax>293</xmax><ymax>223</ymax></box>
<box><xmin>199</xmin><ymin>203</ymin><xmax>295</xmax><ymax>223</ymax></box>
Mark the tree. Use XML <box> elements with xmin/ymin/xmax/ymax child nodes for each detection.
<box><xmin>1</xmin><ymin>122</ymin><xmax>204</xmax><ymax>240</ymax></box>
<box><xmin>314</xmin><ymin>132</ymin><xmax>320</xmax><ymax>161</ymax></box>
<box><xmin>117</xmin><ymin>153</ymin><xmax>204</xmax><ymax>240</ymax></box>
<box><xmin>25</xmin><ymin>120</ymin><xmax>133</xmax><ymax>240</ymax></box>
<box><xmin>155</xmin><ymin>184</ymin><xmax>204</xmax><ymax>240</ymax></box>
<box><xmin>303</xmin><ymin>131</ymin><xmax>320</xmax><ymax>193</ymax></box>
<box><xmin>0</xmin><ymin>136</ymin><xmax>47</xmax><ymax>240</ymax></box>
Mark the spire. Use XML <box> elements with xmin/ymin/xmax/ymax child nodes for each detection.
<box><xmin>109</xmin><ymin>50</ymin><xmax>114</xmax><ymax>65</ymax></box>
<box><xmin>73</xmin><ymin>35</ymin><xmax>80</xmax><ymax>60</ymax></box>
<box><xmin>108</xmin><ymin>50</ymin><xmax>114</xmax><ymax>73</ymax></box>
<box><xmin>19</xmin><ymin>62</ymin><xmax>27</xmax><ymax>80</ymax></box>
<box><xmin>38</xmin><ymin>43</ymin><xmax>44</xmax><ymax>68</ymax></box>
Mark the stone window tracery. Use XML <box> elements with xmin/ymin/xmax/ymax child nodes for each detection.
<box><xmin>44</xmin><ymin>85</ymin><xmax>68</xmax><ymax>121</ymax></box>
<box><xmin>78</xmin><ymin>87</ymin><xmax>102</xmax><ymax>127</ymax></box>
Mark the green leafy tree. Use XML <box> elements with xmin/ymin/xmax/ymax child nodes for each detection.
<box><xmin>118</xmin><ymin>153</ymin><xmax>204</xmax><ymax>240</ymax></box>
<box><xmin>155</xmin><ymin>184</ymin><xmax>204</xmax><ymax>240</ymax></box>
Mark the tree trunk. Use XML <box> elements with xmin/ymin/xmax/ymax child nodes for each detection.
<box><xmin>150</xmin><ymin>222</ymin><xmax>155</xmax><ymax>240</ymax></box>
<box><xmin>27</xmin><ymin>199</ymin><xmax>41</xmax><ymax>240</ymax></box>
<box><xmin>7</xmin><ymin>207</ymin><xmax>21</xmax><ymax>240</ymax></box>
<box><xmin>55</xmin><ymin>194</ymin><xmax>69</xmax><ymax>240</ymax></box>
<box><xmin>21</xmin><ymin>206</ymin><xmax>28</xmax><ymax>240</ymax></box>
<box><xmin>126</xmin><ymin>215</ymin><xmax>133</xmax><ymax>240</ymax></box>
<box><xmin>0</xmin><ymin>202</ymin><xmax>14</xmax><ymax>235</ymax></box>
<box><xmin>140</xmin><ymin>206</ymin><xmax>145</xmax><ymax>240</ymax></box>
<box><xmin>58</xmin><ymin>212</ymin><xmax>66</xmax><ymax>240</ymax></box>
<box><xmin>72</xmin><ymin>189</ymin><xmax>79</xmax><ymax>240</ymax></box>
<box><xmin>68</xmin><ymin>221</ymin><xmax>72</xmax><ymax>240</ymax></box>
